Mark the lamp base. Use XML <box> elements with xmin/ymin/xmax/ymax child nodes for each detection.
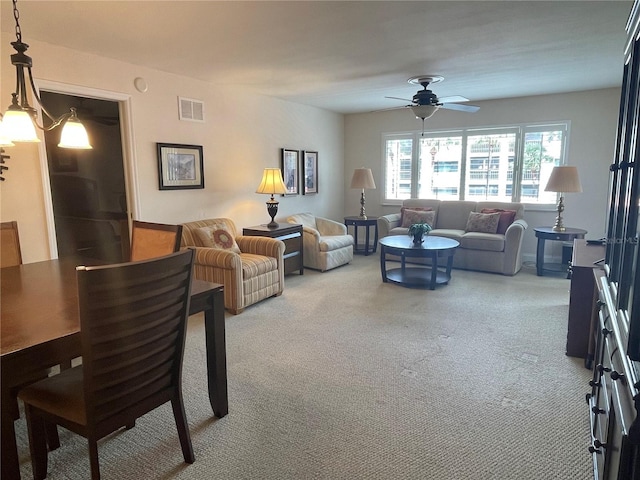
<box><xmin>359</xmin><ymin>190</ymin><xmax>367</xmax><ymax>219</ymax></box>
<box><xmin>551</xmin><ymin>196</ymin><xmax>566</xmax><ymax>232</ymax></box>
<box><xmin>266</xmin><ymin>198</ymin><xmax>279</xmax><ymax>229</ymax></box>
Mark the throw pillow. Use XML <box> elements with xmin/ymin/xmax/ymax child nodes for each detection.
<box><xmin>401</xmin><ymin>209</ymin><xmax>436</xmax><ymax>228</ymax></box>
<box><xmin>480</xmin><ymin>208</ymin><xmax>517</xmax><ymax>234</ymax></box>
<box><xmin>465</xmin><ymin>212</ymin><xmax>500</xmax><ymax>234</ymax></box>
<box><xmin>400</xmin><ymin>206</ymin><xmax>433</xmax><ymax>227</ymax></box>
<box><xmin>195</xmin><ymin>224</ymin><xmax>241</xmax><ymax>253</ymax></box>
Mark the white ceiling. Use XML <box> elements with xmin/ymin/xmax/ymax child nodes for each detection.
<box><xmin>0</xmin><ymin>1</ymin><xmax>633</xmax><ymax>114</ymax></box>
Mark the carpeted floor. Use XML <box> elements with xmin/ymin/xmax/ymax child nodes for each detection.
<box><xmin>15</xmin><ymin>255</ymin><xmax>593</xmax><ymax>479</ymax></box>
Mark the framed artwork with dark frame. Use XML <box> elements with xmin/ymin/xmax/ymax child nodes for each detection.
<box><xmin>157</xmin><ymin>143</ymin><xmax>204</xmax><ymax>190</ymax></box>
<box><xmin>281</xmin><ymin>148</ymin><xmax>300</xmax><ymax>196</ymax></box>
<box><xmin>302</xmin><ymin>150</ymin><xmax>318</xmax><ymax>195</ymax></box>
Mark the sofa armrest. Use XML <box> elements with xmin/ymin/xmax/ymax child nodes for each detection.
<box><xmin>316</xmin><ymin>217</ymin><xmax>348</xmax><ymax>235</ymax></box>
<box><xmin>301</xmin><ymin>225</ymin><xmax>322</xmax><ymax>242</ymax></box>
<box><xmin>237</xmin><ymin>235</ymin><xmax>285</xmax><ymax>258</ymax></box>
<box><xmin>502</xmin><ymin>219</ymin><xmax>528</xmax><ymax>275</ymax></box>
<box><xmin>189</xmin><ymin>246</ymin><xmax>242</xmax><ymax>270</ymax></box>
<box><xmin>377</xmin><ymin>213</ymin><xmax>401</xmax><ymax>238</ymax></box>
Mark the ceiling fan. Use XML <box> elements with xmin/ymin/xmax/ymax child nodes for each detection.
<box><xmin>384</xmin><ymin>75</ymin><xmax>479</xmax><ymax>123</ymax></box>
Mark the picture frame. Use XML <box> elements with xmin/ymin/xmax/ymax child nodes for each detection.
<box><xmin>302</xmin><ymin>150</ymin><xmax>318</xmax><ymax>195</ymax></box>
<box><xmin>281</xmin><ymin>148</ymin><xmax>300</xmax><ymax>195</ymax></box>
<box><xmin>157</xmin><ymin>143</ymin><xmax>204</xmax><ymax>190</ymax></box>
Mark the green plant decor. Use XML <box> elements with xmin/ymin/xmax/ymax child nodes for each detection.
<box><xmin>408</xmin><ymin>223</ymin><xmax>433</xmax><ymax>245</ymax></box>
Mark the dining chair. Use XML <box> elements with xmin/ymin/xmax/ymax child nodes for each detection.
<box><xmin>129</xmin><ymin>220</ymin><xmax>183</xmax><ymax>261</ymax></box>
<box><xmin>18</xmin><ymin>249</ymin><xmax>196</xmax><ymax>480</ymax></box>
<box><xmin>1</xmin><ymin>220</ymin><xmax>22</xmax><ymax>268</ymax></box>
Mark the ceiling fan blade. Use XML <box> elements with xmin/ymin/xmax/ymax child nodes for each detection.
<box><xmin>440</xmin><ymin>103</ymin><xmax>480</xmax><ymax>113</ymax></box>
<box><xmin>385</xmin><ymin>96</ymin><xmax>413</xmax><ymax>102</ymax></box>
<box><xmin>438</xmin><ymin>95</ymin><xmax>469</xmax><ymax>103</ymax></box>
<box><xmin>371</xmin><ymin>105</ymin><xmax>411</xmax><ymax>113</ymax></box>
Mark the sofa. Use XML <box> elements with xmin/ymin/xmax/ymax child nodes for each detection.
<box><xmin>181</xmin><ymin>218</ymin><xmax>285</xmax><ymax>314</ymax></box>
<box><xmin>286</xmin><ymin>213</ymin><xmax>354</xmax><ymax>271</ymax></box>
<box><xmin>377</xmin><ymin>199</ymin><xmax>528</xmax><ymax>275</ymax></box>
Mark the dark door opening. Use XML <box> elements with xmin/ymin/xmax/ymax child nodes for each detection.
<box><xmin>41</xmin><ymin>92</ymin><xmax>129</xmax><ymax>263</ymax></box>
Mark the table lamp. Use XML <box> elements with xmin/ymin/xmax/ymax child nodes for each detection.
<box><xmin>350</xmin><ymin>168</ymin><xmax>376</xmax><ymax>219</ymax></box>
<box><xmin>544</xmin><ymin>165</ymin><xmax>582</xmax><ymax>232</ymax></box>
<box><xmin>256</xmin><ymin>168</ymin><xmax>287</xmax><ymax>228</ymax></box>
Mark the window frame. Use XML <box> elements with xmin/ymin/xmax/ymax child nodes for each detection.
<box><xmin>382</xmin><ymin>122</ymin><xmax>570</xmax><ymax>208</ymax></box>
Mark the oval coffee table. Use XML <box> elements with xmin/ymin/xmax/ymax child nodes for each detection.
<box><xmin>379</xmin><ymin>235</ymin><xmax>460</xmax><ymax>290</ymax></box>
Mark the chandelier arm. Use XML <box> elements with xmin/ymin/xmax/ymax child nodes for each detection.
<box><xmin>26</xmin><ymin>67</ymin><xmax>56</xmax><ymax>122</ymax></box>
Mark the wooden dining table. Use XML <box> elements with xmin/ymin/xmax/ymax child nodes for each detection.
<box><xmin>1</xmin><ymin>257</ymin><xmax>227</xmax><ymax>480</ymax></box>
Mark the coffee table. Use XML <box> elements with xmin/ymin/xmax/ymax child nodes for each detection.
<box><xmin>379</xmin><ymin>235</ymin><xmax>460</xmax><ymax>290</ymax></box>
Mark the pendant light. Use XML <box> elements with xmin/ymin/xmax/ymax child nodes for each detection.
<box><xmin>1</xmin><ymin>0</ymin><xmax>92</xmax><ymax>149</ymax></box>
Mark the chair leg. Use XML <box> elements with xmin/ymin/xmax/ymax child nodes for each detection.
<box><xmin>88</xmin><ymin>438</ymin><xmax>101</xmax><ymax>480</ymax></box>
<box><xmin>171</xmin><ymin>395</ymin><xmax>194</xmax><ymax>464</ymax></box>
<box><xmin>23</xmin><ymin>404</ymin><xmax>48</xmax><ymax>480</ymax></box>
<box><xmin>125</xmin><ymin>420</ymin><xmax>136</xmax><ymax>430</ymax></box>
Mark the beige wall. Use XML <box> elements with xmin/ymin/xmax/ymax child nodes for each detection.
<box><xmin>0</xmin><ymin>33</ymin><xmax>344</xmax><ymax>263</ymax></box>
<box><xmin>344</xmin><ymin>88</ymin><xmax>620</xmax><ymax>262</ymax></box>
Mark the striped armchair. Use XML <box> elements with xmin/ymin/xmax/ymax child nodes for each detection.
<box><xmin>181</xmin><ymin>218</ymin><xmax>285</xmax><ymax>314</ymax></box>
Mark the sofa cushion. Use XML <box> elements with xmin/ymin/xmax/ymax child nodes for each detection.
<box><xmin>436</xmin><ymin>201</ymin><xmax>476</xmax><ymax>229</ymax></box>
<box><xmin>400</xmin><ymin>206</ymin><xmax>433</xmax><ymax>227</ymax></box>
<box><xmin>318</xmin><ymin>235</ymin><xmax>353</xmax><ymax>252</ymax></box>
<box><xmin>195</xmin><ymin>223</ymin><xmax>241</xmax><ymax>253</ymax></box>
<box><xmin>240</xmin><ymin>252</ymin><xmax>278</xmax><ymax>277</ymax></box>
<box><xmin>430</xmin><ymin>229</ymin><xmax>465</xmax><ymax>242</ymax></box>
<box><xmin>460</xmin><ymin>232</ymin><xmax>506</xmax><ymax>252</ymax></box>
<box><xmin>465</xmin><ymin>212</ymin><xmax>500</xmax><ymax>234</ymax></box>
<box><xmin>401</xmin><ymin>209</ymin><xmax>436</xmax><ymax>228</ymax></box>
<box><xmin>481</xmin><ymin>208</ymin><xmax>517</xmax><ymax>234</ymax></box>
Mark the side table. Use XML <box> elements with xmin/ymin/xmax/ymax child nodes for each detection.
<box><xmin>344</xmin><ymin>216</ymin><xmax>378</xmax><ymax>256</ymax></box>
<box><xmin>533</xmin><ymin>226</ymin><xmax>587</xmax><ymax>276</ymax></box>
<box><xmin>242</xmin><ymin>224</ymin><xmax>304</xmax><ymax>275</ymax></box>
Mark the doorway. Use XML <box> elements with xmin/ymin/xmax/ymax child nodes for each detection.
<box><xmin>41</xmin><ymin>91</ymin><xmax>130</xmax><ymax>263</ymax></box>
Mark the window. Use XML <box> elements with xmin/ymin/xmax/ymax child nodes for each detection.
<box><xmin>383</xmin><ymin>123</ymin><xmax>568</xmax><ymax>204</ymax></box>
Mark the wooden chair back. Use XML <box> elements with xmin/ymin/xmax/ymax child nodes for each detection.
<box><xmin>18</xmin><ymin>250</ymin><xmax>196</xmax><ymax>479</ymax></box>
<box><xmin>1</xmin><ymin>221</ymin><xmax>22</xmax><ymax>267</ymax></box>
<box><xmin>130</xmin><ymin>220</ymin><xmax>182</xmax><ymax>262</ymax></box>
<box><xmin>77</xmin><ymin>249</ymin><xmax>194</xmax><ymax>426</ymax></box>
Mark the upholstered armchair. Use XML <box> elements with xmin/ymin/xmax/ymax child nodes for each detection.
<box><xmin>286</xmin><ymin>213</ymin><xmax>354</xmax><ymax>271</ymax></box>
<box><xmin>181</xmin><ymin>218</ymin><xmax>285</xmax><ymax>314</ymax></box>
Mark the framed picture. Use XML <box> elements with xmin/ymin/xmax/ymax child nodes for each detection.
<box><xmin>281</xmin><ymin>148</ymin><xmax>299</xmax><ymax>195</ymax></box>
<box><xmin>157</xmin><ymin>143</ymin><xmax>204</xmax><ymax>190</ymax></box>
<box><xmin>303</xmin><ymin>150</ymin><xmax>318</xmax><ymax>195</ymax></box>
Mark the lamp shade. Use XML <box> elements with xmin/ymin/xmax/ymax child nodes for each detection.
<box><xmin>256</xmin><ymin>168</ymin><xmax>287</xmax><ymax>195</ymax></box>
<box><xmin>544</xmin><ymin>166</ymin><xmax>582</xmax><ymax>193</ymax></box>
<box><xmin>58</xmin><ymin>117</ymin><xmax>92</xmax><ymax>149</ymax></box>
<box><xmin>1</xmin><ymin>109</ymin><xmax>39</xmax><ymax>143</ymax></box>
<box><xmin>350</xmin><ymin>168</ymin><xmax>376</xmax><ymax>190</ymax></box>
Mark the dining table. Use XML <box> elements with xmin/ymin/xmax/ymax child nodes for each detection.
<box><xmin>1</xmin><ymin>257</ymin><xmax>227</xmax><ymax>480</ymax></box>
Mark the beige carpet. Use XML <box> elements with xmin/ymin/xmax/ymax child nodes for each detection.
<box><xmin>15</xmin><ymin>255</ymin><xmax>592</xmax><ymax>479</ymax></box>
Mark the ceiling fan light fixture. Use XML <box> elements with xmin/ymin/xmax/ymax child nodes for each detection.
<box><xmin>411</xmin><ymin>104</ymin><xmax>440</xmax><ymax>120</ymax></box>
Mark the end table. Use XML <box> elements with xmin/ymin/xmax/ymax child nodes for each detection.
<box><xmin>534</xmin><ymin>226</ymin><xmax>587</xmax><ymax>276</ymax></box>
<box><xmin>344</xmin><ymin>216</ymin><xmax>378</xmax><ymax>256</ymax></box>
<box><xmin>243</xmin><ymin>224</ymin><xmax>304</xmax><ymax>275</ymax></box>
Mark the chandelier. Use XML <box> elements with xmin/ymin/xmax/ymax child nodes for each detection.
<box><xmin>1</xmin><ymin>0</ymin><xmax>92</xmax><ymax>149</ymax></box>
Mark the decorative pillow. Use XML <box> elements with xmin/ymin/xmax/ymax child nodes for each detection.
<box><xmin>400</xmin><ymin>206</ymin><xmax>433</xmax><ymax>227</ymax></box>
<box><xmin>465</xmin><ymin>212</ymin><xmax>500</xmax><ymax>234</ymax></box>
<box><xmin>481</xmin><ymin>208</ymin><xmax>517</xmax><ymax>234</ymax></box>
<box><xmin>401</xmin><ymin>209</ymin><xmax>436</xmax><ymax>228</ymax></box>
<box><xmin>194</xmin><ymin>224</ymin><xmax>241</xmax><ymax>253</ymax></box>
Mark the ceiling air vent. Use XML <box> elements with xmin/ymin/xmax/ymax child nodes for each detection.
<box><xmin>178</xmin><ymin>96</ymin><xmax>205</xmax><ymax>122</ymax></box>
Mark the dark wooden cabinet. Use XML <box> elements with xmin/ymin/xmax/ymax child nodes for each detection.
<box><xmin>243</xmin><ymin>224</ymin><xmax>304</xmax><ymax>275</ymax></box>
<box><xmin>566</xmin><ymin>239</ymin><xmax>605</xmax><ymax>366</ymax></box>
<box><xmin>586</xmin><ymin>2</ymin><xmax>640</xmax><ymax>478</ymax></box>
